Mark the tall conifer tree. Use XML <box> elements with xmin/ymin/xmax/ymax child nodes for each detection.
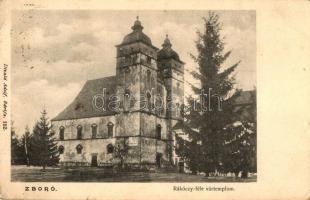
<box><xmin>176</xmin><ymin>12</ymin><xmax>240</xmax><ymax>176</ymax></box>
<box><xmin>29</xmin><ymin>110</ymin><xmax>59</xmax><ymax>169</ymax></box>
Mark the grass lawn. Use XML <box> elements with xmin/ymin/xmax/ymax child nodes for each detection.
<box><xmin>11</xmin><ymin>165</ymin><xmax>257</xmax><ymax>182</ymax></box>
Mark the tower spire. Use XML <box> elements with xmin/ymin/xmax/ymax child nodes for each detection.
<box><xmin>131</xmin><ymin>16</ymin><xmax>143</xmax><ymax>31</ymax></box>
<box><xmin>162</xmin><ymin>34</ymin><xmax>172</xmax><ymax>48</ymax></box>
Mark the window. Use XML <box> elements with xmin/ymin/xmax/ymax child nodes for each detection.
<box><xmin>77</xmin><ymin>125</ymin><xmax>82</xmax><ymax>139</ymax></box>
<box><xmin>124</xmin><ymin>88</ymin><xmax>131</xmax><ymax>97</ymax></box>
<box><xmin>146</xmin><ymin>92</ymin><xmax>152</xmax><ymax>110</ymax></box>
<box><xmin>147</xmin><ymin>56</ymin><xmax>152</xmax><ymax>64</ymax></box>
<box><xmin>156</xmin><ymin>124</ymin><xmax>162</xmax><ymax>139</ymax></box>
<box><xmin>124</xmin><ymin>89</ymin><xmax>131</xmax><ymax>111</ymax></box>
<box><xmin>76</xmin><ymin>144</ymin><xmax>83</xmax><ymax>154</ymax></box>
<box><xmin>132</xmin><ymin>54</ymin><xmax>138</xmax><ymax>63</ymax></box>
<box><xmin>59</xmin><ymin>126</ymin><xmax>64</xmax><ymax>140</ymax></box>
<box><xmin>58</xmin><ymin>145</ymin><xmax>64</xmax><ymax>154</ymax></box>
<box><xmin>91</xmin><ymin>124</ymin><xmax>97</xmax><ymax>138</ymax></box>
<box><xmin>146</xmin><ymin>70</ymin><xmax>151</xmax><ymax>87</ymax></box>
<box><xmin>125</xmin><ymin>55</ymin><xmax>131</xmax><ymax>64</ymax></box>
<box><xmin>124</xmin><ymin>68</ymin><xmax>131</xmax><ymax>88</ymax></box>
<box><xmin>107</xmin><ymin>144</ymin><xmax>114</xmax><ymax>154</ymax></box>
<box><xmin>107</xmin><ymin>122</ymin><xmax>114</xmax><ymax>138</ymax></box>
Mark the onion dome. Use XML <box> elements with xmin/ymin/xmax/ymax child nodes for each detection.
<box><xmin>157</xmin><ymin>34</ymin><xmax>181</xmax><ymax>62</ymax></box>
<box><xmin>121</xmin><ymin>16</ymin><xmax>152</xmax><ymax>46</ymax></box>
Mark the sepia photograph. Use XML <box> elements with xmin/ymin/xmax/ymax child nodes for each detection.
<box><xmin>1</xmin><ymin>1</ymin><xmax>310</xmax><ymax>200</ymax></box>
<box><xmin>9</xmin><ymin>10</ymin><xmax>257</xmax><ymax>182</ymax></box>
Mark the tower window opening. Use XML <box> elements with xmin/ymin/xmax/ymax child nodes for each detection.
<box><xmin>156</xmin><ymin>124</ymin><xmax>162</xmax><ymax>139</ymax></box>
<box><xmin>147</xmin><ymin>56</ymin><xmax>152</xmax><ymax>64</ymax></box>
<box><xmin>146</xmin><ymin>70</ymin><xmax>151</xmax><ymax>88</ymax></box>
<box><xmin>146</xmin><ymin>92</ymin><xmax>152</xmax><ymax>110</ymax></box>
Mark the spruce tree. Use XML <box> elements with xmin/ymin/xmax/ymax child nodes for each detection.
<box><xmin>175</xmin><ymin>12</ymin><xmax>240</xmax><ymax>176</ymax></box>
<box><xmin>29</xmin><ymin>110</ymin><xmax>59</xmax><ymax>170</ymax></box>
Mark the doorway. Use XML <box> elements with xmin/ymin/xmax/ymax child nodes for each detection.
<box><xmin>91</xmin><ymin>154</ymin><xmax>98</xmax><ymax>167</ymax></box>
<box><xmin>156</xmin><ymin>153</ymin><xmax>162</xmax><ymax>168</ymax></box>
<box><xmin>178</xmin><ymin>162</ymin><xmax>184</xmax><ymax>173</ymax></box>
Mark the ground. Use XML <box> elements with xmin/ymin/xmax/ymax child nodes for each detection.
<box><xmin>11</xmin><ymin>165</ymin><xmax>257</xmax><ymax>182</ymax></box>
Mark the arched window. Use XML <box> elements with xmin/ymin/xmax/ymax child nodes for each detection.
<box><xmin>58</xmin><ymin>145</ymin><xmax>64</xmax><ymax>154</ymax></box>
<box><xmin>77</xmin><ymin>125</ymin><xmax>82</xmax><ymax>139</ymax></box>
<box><xmin>107</xmin><ymin>122</ymin><xmax>114</xmax><ymax>138</ymax></box>
<box><xmin>146</xmin><ymin>70</ymin><xmax>151</xmax><ymax>87</ymax></box>
<box><xmin>177</xmin><ymin>82</ymin><xmax>180</xmax><ymax>92</ymax></box>
<box><xmin>91</xmin><ymin>124</ymin><xmax>97</xmax><ymax>139</ymax></box>
<box><xmin>124</xmin><ymin>68</ymin><xmax>131</xmax><ymax>89</ymax></box>
<box><xmin>107</xmin><ymin>144</ymin><xmax>114</xmax><ymax>154</ymax></box>
<box><xmin>147</xmin><ymin>56</ymin><xmax>152</xmax><ymax>65</ymax></box>
<box><xmin>156</xmin><ymin>124</ymin><xmax>162</xmax><ymax>139</ymax></box>
<box><xmin>146</xmin><ymin>92</ymin><xmax>152</xmax><ymax>110</ymax></box>
<box><xmin>124</xmin><ymin>89</ymin><xmax>131</xmax><ymax>111</ymax></box>
<box><xmin>124</xmin><ymin>68</ymin><xmax>130</xmax><ymax>81</ymax></box>
<box><xmin>124</xmin><ymin>88</ymin><xmax>131</xmax><ymax>97</ymax></box>
<box><xmin>132</xmin><ymin>54</ymin><xmax>138</xmax><ymax>64</ymax></box>
<box><xmin>76</xmin><ymin>144</ymin><xmax>83</xmax><ymax>154</ymax></box>
<box><xmin>125</xmin><ymin>55</ymin><xmax>131</xmax><ymax>64</ymax></box>
<box><xmin>59</xmin><ymin>126</ymin><xmax>65</xmax><ymax>140</ymax></box>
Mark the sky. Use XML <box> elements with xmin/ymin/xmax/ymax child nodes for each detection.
<box><xmin>11</xmin><ymin>10</ymin><xmax>256</xmax><ymax>135</ymax></box>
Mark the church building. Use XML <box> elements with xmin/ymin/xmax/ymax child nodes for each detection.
<box><xmin>51</xmin><ymin>17</ymin><xmax>185</xmax><ymax>169</ymax></box>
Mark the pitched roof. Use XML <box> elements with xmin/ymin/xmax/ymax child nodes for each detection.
<box><xmin>52</xmin><ymin>76</ymin><xmax>117</xmax><ymax>121</ymax></box>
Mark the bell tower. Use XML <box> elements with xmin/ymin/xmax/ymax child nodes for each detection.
<box><xmin>157</xmin><ymin>35</ymin><xmax>185</xmax><ymax>164</ymax></box>
<box><xmin>114</xmin><ymin>17</ymin><xmax>159</xmax><ymax>166</ymax></box>
<box><xmin>158</xmin><ymin>35</ymin><xmax>185</xmax><ymax>120</ymax></box>
<box><xmin>115</xmin><ymin>16</ymin><xmax>158</xmax><ymax>114</ymax></box>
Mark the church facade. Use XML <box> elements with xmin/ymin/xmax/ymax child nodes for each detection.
<box><xmin>51</xmin><ymin>17</ymin><xmax>184</xmax><ymax>169</ymax></box>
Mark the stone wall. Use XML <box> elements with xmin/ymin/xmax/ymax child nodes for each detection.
<box><xmin>52</xmin><ymin>115</ymin><xmax>170</xmax><ymax>167</ymax></box>
<box><xmin>52</xmin><ymin>116</ymin><xmax>117</xmax><ymax>166</ymax></box>
<box><xmin>140</xmin><ymin>137</ymin><xmax>169</xmax><ymax>164</ymax></box>
<box><xmin>57</xmin><ymin>138</ymin><xmax>115</xmax><ymax>166</ymax></box>
<box><xmin>52</xmin><ymin>116</ymin><xmax>116</xmax><ymax>140</ymax></box>
<box><xmin>115</xmin><ymin>112</ymin><xmax>140</xmax><ymax>137</ymax></box>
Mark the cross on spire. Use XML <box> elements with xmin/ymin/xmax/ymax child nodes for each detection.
<box><xmin>131</xmin><ymin>16</ymin><xmax>143</xmax><ymax>31</ymax></box>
